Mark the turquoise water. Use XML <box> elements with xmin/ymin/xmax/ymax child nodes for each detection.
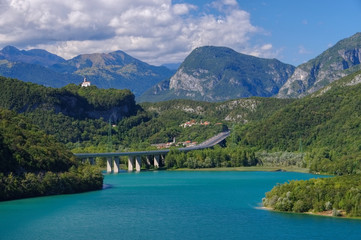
<box><xmin>1</xmin><ymin>171</ymin><xmax>360</xmax><ymax>240</ymax></box>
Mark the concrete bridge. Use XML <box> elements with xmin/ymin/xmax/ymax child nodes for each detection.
<box><xmin>74</xmin><ymin>131</ymin><xmax>230</xmax><ymax>173</ymax></box>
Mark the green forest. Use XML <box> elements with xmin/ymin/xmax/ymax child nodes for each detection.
<box><xmin>233</xmin><ymin>70</ymin><xmax>361</xmax><ymax>175</ymax></box>
<box><xmin>254</xmin><ymin>70</ymin><xmax>361</xmax><ymax>217</ymax></box>
<box><xmin>0</xmin><ymin>108</ymin><xmax>103</xmax><ymax>201</ymax></box>
<box><xmin>263</xmin><ymin>174</ymin><xmax>361</xmax><ymax>217</ymax></box>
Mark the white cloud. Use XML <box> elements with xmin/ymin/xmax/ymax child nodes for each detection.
<box><xmin>173</xmin><ymin>3</ymin><xmax>197</xmax><ymax>15</ymax></box>
<box><xmin>0</xmin><ymin>0</ymin><xmax>276</xmax><ymax>65</ymax></box>
<box><xmin>261</xmin><ymin>44</ymin><xmax>273</xmax><ymax>51</ymax></box>
<box><xmin>222</xmin><ymin>0</ymin><xmax>238</xmax><ymax>6</ymax></box>
<box><xmin>245</xmin><ymin>44</ymin><xmax>279</xmax><ymax>59</ymax></box>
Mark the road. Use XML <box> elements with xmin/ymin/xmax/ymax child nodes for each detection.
<box><xmin>74</xmin><ymin>131</ymin><xmax>230</xmax><ymax>159</ymax></box>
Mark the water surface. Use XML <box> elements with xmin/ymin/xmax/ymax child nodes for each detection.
<box><xmin>1</xmin><ymin>171</ymin><xmax>360</xmax><ymax>240</ymax></box>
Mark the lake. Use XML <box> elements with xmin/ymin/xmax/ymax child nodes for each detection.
<box><xmin>0</xmin><ymin>171</ymin><xmax>360</xmax><ymax>240</ymax></box>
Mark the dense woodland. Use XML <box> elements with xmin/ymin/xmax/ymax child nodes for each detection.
<box><xmin>164</xmin><ymin>147</ymin><xmax>259</xmax><ymax>169</ymax></box>
<box><xmin>234</xmin><ymin>70</ymin><xmax>361</xmax><ymax>175</ymax></box>
<box><xmin>263</xmin><ymin>174</ymin><xmax>361</xmax><ymax>217</ymax></box>
<box><xmin>0</xmin><ymin>108</ymin><xmax>103</xmax><ymax>201</ymax></box>
<box><xmin>256</xmin><ymin>70</ymin><xmax>361</xmax><ymax>217</ymax></box>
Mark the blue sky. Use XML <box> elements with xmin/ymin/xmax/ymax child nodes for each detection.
<box><xmin>175</xmin><ymin>0</ymin><xmax>361</xmax><ymax>65</ymax></box>
<box><xmin>0</xmin><ymin>0</ymin><xmax>360</xmax><ymax>66</ymax></box>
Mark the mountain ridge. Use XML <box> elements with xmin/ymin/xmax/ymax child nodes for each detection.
<box><xmin>0</xmin><ymin>46</ymin><xmax>174</xmax><ymax>96</ymax></box>
<box><xmin>139</xmin><ymin>46</ymin><xmax>295</xmax><ymax>102</ymax></box>
<box><xmin>278</xmin><ymin>32</ymin><xmax>361</xmax><ymax>98</ymax></box>
<box><xmin>0</xmin><ymin>45</ymin><xmax>66</xmax><ymax>66</ymax></box>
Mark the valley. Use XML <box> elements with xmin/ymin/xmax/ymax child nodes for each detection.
<box><xmin>1</xmin><ymin>32</ymin><xmax>361</xmax><ymax>219</ymax></box>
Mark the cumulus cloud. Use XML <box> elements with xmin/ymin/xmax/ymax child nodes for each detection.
<box><xmin>0</xmin><ymin>0</ymin><xmax>275</xmax><ymax>65</ymax></box>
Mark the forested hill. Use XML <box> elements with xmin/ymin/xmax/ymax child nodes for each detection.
<box><xmin>141</xmin><ymin>97</ymin><xmax>294</xmax><ymax>124</ymax></box>
<box><xmin>0</xmin><ymin>108</ymin><xmax>103</xmax><ymax>201</ymax></box>
<box><xmin>235</xmin><ymin>70</ymin><xmax>361</xmax><ymax>174</ymax></box>
<box><xmin>0</xmin><ymin>76</ymin><xmax>139</xmax><ymax>122</ymax></box>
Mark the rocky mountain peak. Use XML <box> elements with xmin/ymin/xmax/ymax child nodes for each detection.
<box><xmin>278</xmin><ymin>32</ymin><xmax>361</xmax><ymax>98</ymax></box>
<box><xmin>140</xmin><ymin>46</ymin><xmax>295</xmax><ymax>102</ymax></box>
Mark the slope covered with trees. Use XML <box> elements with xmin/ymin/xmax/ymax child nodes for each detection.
<box><xmin>0</xmin><ymin>76</ymin><xmax>142</xmax><ymax>151</ymax></box>
<box><xmin>235</xmin><ymin>70</ymin><xmax>361</xmax><ymax>175</ymax></box>
<box><xmin>0</xmin><ymin>108</ymin><xmax>103</xmax><ymax>201</ymax></box>
<box><xmin>263</xmin><ymin>174</ymin><xmax>361</xmax><ymax>217</ymax></box>
<box><xmin>0</xmin><ymin>76</ymin><xmax>294</xmax><ymax>153</ymax></box>
<box><xmin>247</xmin><ymin>70</ymin><xmax>361</xmax><ymax>217</ymax></box>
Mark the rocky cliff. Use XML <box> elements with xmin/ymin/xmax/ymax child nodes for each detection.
<box><xmin>139</xmin><ymin>46</ymin><xmax>295</xmax><ymax>102</ymax></box>
<box><xmin>278</xmin><ymin>32</ymin><xmax>361</xmax><ymax>98</ymax></box>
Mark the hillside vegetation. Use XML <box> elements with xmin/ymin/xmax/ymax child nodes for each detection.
<box><xmin>0</xmin><ymin>76</ymin><xmax>141</xmax><ymax>150</ymax></box>
<box><xmin>0</xmin><ymin>108</ymin><xmax>103</xmax><ymax>201</ymax></box>
<box><xmin>254</xmin><ymin>70</ymin><xmax>361</xmax><ymax>217</ymax></box>
<box><xmin>263</xmin><ymin>174</ymin><xmax>361</xmax><ymax>217</ymax></box>
<box><xmin>0</xmin><ymin>76</ymin><xmax>294</xmax><ymax>153</ymax></box>
<box><xmin>236</xmin><ymin>70</ymin><xmax>361</xmax><ymax>175</ymax></box>
<box><xmin>141</xmin><ymin>98</ymin><xmax>294</xmax><ymax>123</ymax></box>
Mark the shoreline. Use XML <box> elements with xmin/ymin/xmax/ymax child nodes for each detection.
<box><xmin>171</xmin><ymin>166</ymin><xmax>310</xmax><ymax>173</ymax></box>
<box><xmin>258</xmin><ymin>206</ymin><xmax>361</xmax><ymax>220</ymax></box>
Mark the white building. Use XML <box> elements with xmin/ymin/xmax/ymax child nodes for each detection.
<box><xmin>81</xmin><ymin>77</ymin><xmax>91</xmax><ymax>87</ymax></box>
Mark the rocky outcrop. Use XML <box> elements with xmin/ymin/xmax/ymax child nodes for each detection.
<box><xmin>278</xmin><ymin>32</ymin><xmax>361</xmax><ymax>98</ymax></box>
<box><xmin>169</xmin><ymin>68</ymin><xmax>219</xmax><ymax>96</ymax></box>
<box><xmin>140</xmin><ymin>46</ymin><xmax>295</xmax><ymax>102</ymax></box>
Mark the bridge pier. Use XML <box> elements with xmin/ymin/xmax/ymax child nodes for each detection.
<box><xmin>107</xmin><ymin>157</ymin><xmax>112</xmax><ymax>173</ymax></box>
<box><xmin>128</xmin><ymin>156</ymin><xmax>134</xmax><ymax>171</ymax></box>
<box><xmin>114</xmin><ymin>157</ymin><xmax>120</xmax><ymax>173</ymax></box>
<box><xmin>136</xmin><ymin>156</ymin><xmax>141</xmax><ymax>172</ymax></box>
<box><xmin>154</xmin><ymin>155</ymin><xmax>160</xmax><ymax>168</ymax></box>
<box><xmin>89</xmin><ymin>157</ymin><xmax>95</xmax><ymax>165</ymax></box>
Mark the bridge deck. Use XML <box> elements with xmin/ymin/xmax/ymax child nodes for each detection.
<box><xmin>74</xmin><ymin>131</ymin><xmax>230</xmax><ymax>158</ymax></box>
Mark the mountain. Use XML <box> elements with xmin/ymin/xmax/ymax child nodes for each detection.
<box><xmin>50</xmin><ymin>50</ymin><xmax>174</xmax><ymax>95</ymax></box>
<box><xmin>0</xmin><ymin>46</ymin><xmax>174</xmax><ymax>96</ymax></box>
<box><xmin>278</xmin><ymin>32</ymin><xmax>361</xmax><ymax>98</ymax></box>
<box><xmin>0</xmin><ymin>46</ymin><xmax>78</xmax><ymax>87</ymax></box>
<box><xmin>0</xmin><ymin>60</ymin><xmax>82</xmax><ymax>87</ymax></box>
<box><xmin>161</xmin><ymin>63</ymin><xmax>181</xmax><ymax>70</ymax></box>
<box><xmin>139</xmin><ymin>46</ymin><xmax>295</xmax><ymax>102</ymax></box>
<box><xmin>0</xmin><ymin>45</ymin><xmax>66</xmax><ymax>66</ymax></box>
